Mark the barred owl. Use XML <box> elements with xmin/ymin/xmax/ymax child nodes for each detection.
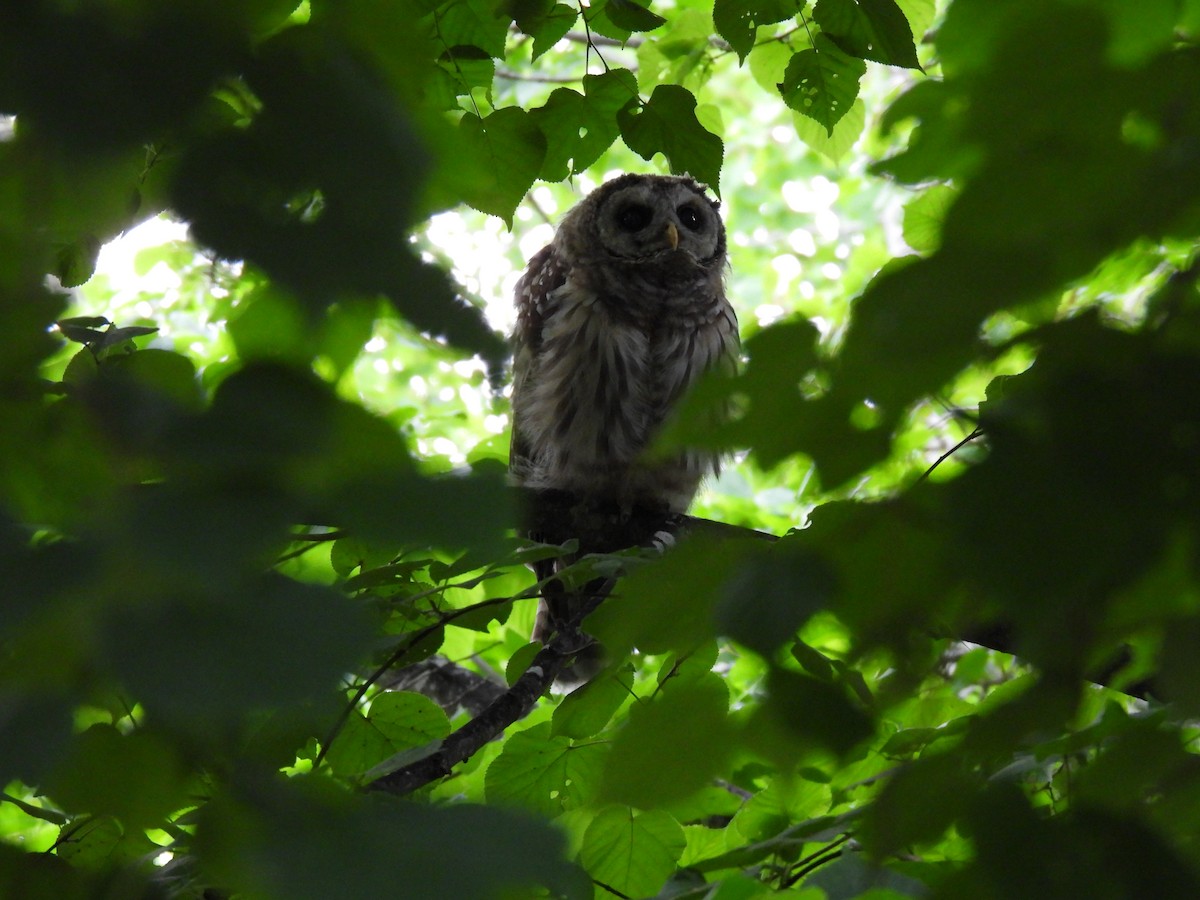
<box><xmin>509</xmin><ymin>173</ymin><xmax>739</xmax><ymax>673</ymax></box>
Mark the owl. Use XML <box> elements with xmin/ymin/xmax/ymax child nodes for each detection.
<box><xmin>509</xmin><ymin>173</ymin><xmax>739</xmax><ymax>672</ymax></box>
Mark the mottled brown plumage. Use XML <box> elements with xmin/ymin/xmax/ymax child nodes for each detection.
<box><xmin>509</xmin><ymin>174</ymin><xmax>739</xmax><ymax>676</ymax></box>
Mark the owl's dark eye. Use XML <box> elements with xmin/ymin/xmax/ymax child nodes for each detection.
<box><xmin>677</xmin><ymin>204</ymin><xmax>704</xmax><ymax>231</ymax></box>
<box><xmin>615</xmin><ymin>203</ymin><xmax>653</xmax><ymax>232</ymax></box>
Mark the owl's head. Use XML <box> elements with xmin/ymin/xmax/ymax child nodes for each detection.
<box><xmin>569</xmin><ymin>173</ymin><xmax>725</xmax><ymax>268</ymax></box>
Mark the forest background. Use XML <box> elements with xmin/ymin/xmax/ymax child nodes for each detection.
<box><xmin>3</xmin><ymin>0</ymin><xmax>1200</xmax><ymax>897</ymax></box>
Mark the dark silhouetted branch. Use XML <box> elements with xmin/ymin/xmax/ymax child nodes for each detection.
<box><xmin>368</xmin><ymin>636</ymin><xmax>575</xmax><ymax>795</ymax></box>
<box><xmin>363</xmin><ymin>489</ymin><xmax>1159</xmax><ymax>797</ymax></box>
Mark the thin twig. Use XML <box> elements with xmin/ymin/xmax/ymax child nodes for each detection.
<box><xmin>563</xmin><ymin>29</ymin><xmax>643</xmax><ymax>49</ymax></box>
<box><xmin>496</xmin><ymin>68</ymin><xmax>581</xmax><ymax>84</ymax></box>
<box><xmin>594</xmin><ymin>879</ymin><xmax>633</xmax><ymax>899</ymax></box>
<box><xmin>524</xmin><ymin>190</ymin><xmax>557</xmax><ymax>227</ymax></box>
<box><xmin>783</xmin><ymin>834</ymin><xmax>852</xmax><ymax>887</ymax></box>
<box><xmin>715</xmin><ymin>779</ymin><xmax>754</xmax><ymax>801</ymax></box>
<box><xmin>915</xmin><ymin>427</ymin><xmax>983</xmax><ymax>484</ymax></box>
<box><xmin>290</xmin><ymin>529</ymin><xmax>345</xmax><ymax>542</ymax></box>
<box><xmin>576</xmin><ymin>8</ymin><xmax>611</xmax><ymax>73</ymax></box>
<box><xmin>0</xmin><ymin>792</ymin><xmax>68</xmax><ymax>825</ymax></box>
<box><xmin>434</xmin><ymin>9</ymin><xmax>485</xmax><ymax>120</ymax></box>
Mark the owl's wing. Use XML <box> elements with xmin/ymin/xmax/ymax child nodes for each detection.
<box><xmin>513</xmin><ymin>244</ymin><xmax>567</xmax><ymax>350</ymax></box>
<box><xmin>510</xmin><ymin>243</ymin><xmax>569</xmax><ymax>479</ymax></box>
<box><xmin>511</xmin><ymin>244</ymin><xmax>591</xmax><ymax>670</ymax></box>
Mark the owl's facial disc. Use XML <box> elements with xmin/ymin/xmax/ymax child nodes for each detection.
<box><xmin>597</xmin><ymin>181</ymin><xmax>721</xmax><ymax>265</ymax></box>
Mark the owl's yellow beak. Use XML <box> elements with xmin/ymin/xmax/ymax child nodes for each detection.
<box><xmin>665</xmin><ymin>221</ymin><xmax>680</xmax><ymax>250</ymax></box>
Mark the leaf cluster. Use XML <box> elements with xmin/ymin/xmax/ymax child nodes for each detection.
<box><xmin>3</xmin><ymin>1</ymin><xmax>1200</xmax><ymax>899</ymax></box>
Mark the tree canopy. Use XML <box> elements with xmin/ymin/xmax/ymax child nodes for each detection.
<box><xmin>3</xmin><ymin>1</ymin><xmax>1200</xmax><ymax>897</ymax></box>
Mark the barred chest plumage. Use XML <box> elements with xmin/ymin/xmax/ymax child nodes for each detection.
<box><xmin>509</xmin><ymin>173</ymin><xmax>739</xmax><ymax>515</ymax></box>
<box><xmin>512</xmin><ymin>260</ymin><xmax>737</xmax><ymax>513</ymax></box>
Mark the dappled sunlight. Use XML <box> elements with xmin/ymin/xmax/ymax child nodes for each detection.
<box><xmin>6</xmin><ymin>2</ymin><xmax>1200</xmax><ymax>897</ymax></box>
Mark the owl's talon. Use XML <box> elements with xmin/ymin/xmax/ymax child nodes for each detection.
<box><xmin>650</xmin><ymin>529</ymin><xmax>676</xmax><ymax>553</ymax></box>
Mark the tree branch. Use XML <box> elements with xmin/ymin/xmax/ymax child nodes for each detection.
<box><xmin>367</xmin><ymin>635</ymin><xmax>576</xmax><ymax>795</ymax></box>
<box><xmin>318</xmin><ymin>593</ymin><xmax>522</xmax><ymax>768</ymax></box>
<box><xmin>562</xmin><ymin>29</ymin><xmax>643</xmax><ymax>49</ymax></box>
<box><xmin>496</xmin><ymin>69</ymin><xmax>582</xmax><ymax>84</ymax></box>
<box><xmin>517</xmin><ymin>487</ymin><xmax>1160</xmax><ymax>700</ymax></box>
<box><xmin>378</xmin><ymin>655</ymin><xmax>507</xmax><ymax>717</ymax></box>
<box><xmin>361</xmin><ymin>488</ymin><xmax>1160</xmax><ymax>797</ymax></box>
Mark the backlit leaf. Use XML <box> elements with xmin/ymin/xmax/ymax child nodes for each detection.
<box><xmin>485</xmin><ymin>723</ymin><xmax>607</xmax><ymax>817</ymax></box>
<box><xmin>601</xmin><ymin>677</ymin><xmax>735</xmax><ymax>807</ymax></box>
<box><xmin>533</xmin><ymin>69</ymin><xmax>638</xmax><ymax>180</ymax></box>
<box><xmin>618</xmin><ymin>84</ymin><xmax>724</xmax><ymax>191</ymax></box>
<box><xmin>579</xmin><ymin>807</ymin><xmax>686</xmax><ymax>899</ymax></box>
<box><xmin>778</xmin><ymin>35</ymin><xmax>866</xmax><ymax>135</ymax></box>
<box><xmin>813</xmin><ymin>0</ymin><xmax>920</xmax><ymax>68</ymax></box>
<box><xmin>714</xmin><ymin>0</ymin><xmax>802</xmax><ymax>63</ymax></box>
<box><xmin>458</xmin><ymin>108</ymin><xmax>548</xmax><ymax>226</ymax></box>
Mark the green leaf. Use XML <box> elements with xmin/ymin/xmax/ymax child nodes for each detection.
<box><xmin>54</xmin><ymin>235</ymin><xmax>102</xmax><ymax>287</ymax></box>
<box><xmin>100</xmin><ymin>347</ymin><xmax>200</xmax><ymax>411</ymax></box>
<box><xmin>0</xmin><ymin>844</ymin><xmax>156</xmax><ymax>897</ymax></box>
<box><xmin>386</xmin><ymin>254</ymin><xmax>507</xmax><ymax>369</ymax></box>
<box><xmin>485</xmin><ymin>724</ymin><xmax>607</xmax><ymax>818</ymax></box>
<box><xmin>636</xmin><ymin>8</ymin><xmax>722</xmax><ymax>90</ymax></box>
<box><xmin>325</xmin><ymin>692</ymin><xmax>450</xmax><ymax>777</ymax></box>
<box><xmin>667</xmin><ymin>317</ymin><xmax>820</xmax><ymax>464</ymax></box>
<box><xmin>57</xmin><ymin>317</ymin><xmax>159</xmax><ymax>353</ymax></box>
<box><xmin>1073</xmin><ymin>718</ymin><xmax>1194</xmax><ymax>813</ymax></box>
<box><xmin>901</xmin><ymin>183</ymin><xmax>956</xmax><ymax>253</ymax></box>
<box><xmin>505</xmin><ymin>640</ymin><xmax>542</xmax><ymax>684</ymax></box>
<box><xmin>790</xmin><ymin>639</ymin><xmax>837</xmax><ymax>681</ymax></box>
<box><xmin>551</xmin><ymin>670</ymin><xmax>630</xmax><ymax>739</ymax></box>
<box><xmin>330</xmin><ymin>468</ymin><xmax>514</xmax><ymax>556</ymax></box>
<box><xmin>435</xmin><ymin>46</ymin><xmax>495</xmax><ymax>98</ymax></box>
<box><xmin>579</xmin><ymin>807</ymin><xmax>686</xmax><ymax>898</ymax></box>
<box><xmin>532</xmin><ymin>69</ymin><xmax>638</xmax><ymax>180</ymax></box>
<box><xmin>1160</xmin><ymin>617</ymin><xmax>1200</xmax><ymax>715</ymax></box>
<box><xmin>604</xmin><ymin>0</ymin><xmax>666</xmax><ymax>33</ymax></box>
<box><xmin>588</xmin><ymin>532</ymin><xmax>749</xmax><ymax>660</ymax></box>
<box><xmin>618</xmin><ymin>84</ymin><xmax>724</xmax><ymax>191</ymax></box>
<box><xmin>173</xmin><ymin>28</ymin><xmax>430</xmax><ymax>291</ymax></box>
<box><xmin>0</xmin><ymin>5</ymin><xmax>247</xmax><ymax>152</ymax></box>
<box><xmin>878</xmin><ymin>718</ymin><xmax>969</xmax><ymax>757</ymax></box>
<box><xmin>431</xmin><ymin>0</ymin><xmax>510</xmax><ymax>57</ymax></box>
<box><xmin>457</xmin><ymin>107</ymin><xmax>548</xmax><ymax>226</ymax></box>
<box><xmin>813</xmin><ymin>0</ymin><xmax>920</xmax><ymax>69</ymax></box>
<box><xmin>696</xmin><ymin>811</ymin><xmax>854</xmax><ymax>873</ymax></box>
<box><xmin>512</xmin><ymin>0</ymin><xmax>578</xmax><ymax>60</ymax></box>
<box><xmin>778</xmin><ymin>35</ymin><xmax>866</xmax><ymax>135</ymax></box>
<box><xmin>47</xmin><ymin>726</ymin><xmax>187</xmax><ymax>829</ymax></box>
<box><xmin>103</xmin><ymin>576</ymin><xmax>374</xmax><ymax>728</ymax></box>
<box><xmin>858</xmin><ymin>753</ymin><xmax>978</xmax><ymax>857</ymax></box>
<box><xmin>956</xmin><ymin>784</ymin><xmax>1200</xmax><ymax>898</ymax></box>
<box><xmin>895</xmin><ymin>0</ymin><xmax>935</xmax><ymax>42</ymax></box>
<box><xmin>713</xmin><ymin>0</ymin><xmax>800</xmax><ymax>64</ymax></box>
<box><xmin>55</xmin><ymin>815</ymin><xmax>156</xmax><ymax>868</ymax></box>
<box><xmin>749</xmin><ymin>36</ymin><xmax>796</xmax><ymax>91</ymax></box>
<box><xmin>600</xmin><ymin>677</ymin><xmax>735</xmax><ymax>807</ymax></box>
<box><xmin>0</xmin><ymin>694</ymin><xmax>74</xmax><ymax>788</ymax></box>
<box><xmin>728</xmin><ymin>779</ymin><xmax>834</xmax><ymax>846</ymax></box>
<box><xmin>714</xmin><ymin>542</ymin><xmax>835</xmax><ymax>657</ymax></box>
<box><xmin>754</xmin><ymin>669</ymin><xmax>874</xmax><ymax>757</ymax></box>
<box><xmin>315</xmin><ymin>298</ymin><xmax>379</xmax><ymax>378</ymax></box>
<box><xmin>197</xmin><ymin>779</ymin><xmax>589</xmax><ymax>900</ymax></box>
<box><xmin>804</xmin><ymin>854</ymin><xmax>930</xmax><ymax>898</ymax></box>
